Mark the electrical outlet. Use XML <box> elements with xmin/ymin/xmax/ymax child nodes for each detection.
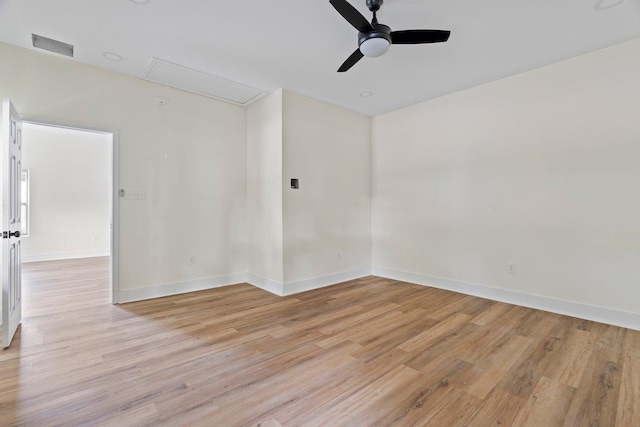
<box><xmin>188</xmin><ymin>256</ymin><xmax>196</xmax><ymax>265</ymax></box>
<box><xmin>337</xmin><ymin>251</ymin><xmax>341</xmax><ymax>260</ymax></box>
<box><xmin>508</xmin><ymin>263</ymin><xmax>517</xmax><ymax>274</ymax></box>
<box><xmin>125</xmin><ymin>190</ymin><xmax>146</xmax><ymax>200</ymax></box>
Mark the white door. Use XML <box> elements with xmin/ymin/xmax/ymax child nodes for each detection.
<box><xmin>2</xmin><ymin>98</ymin><xmax>22</xmax><ymax>349</ymax></box>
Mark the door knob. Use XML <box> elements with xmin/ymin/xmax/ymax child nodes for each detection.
<box><xmin>10</xmin><ymin>230</ymin><xmax>20</xmax><ymax>238</ymax></box>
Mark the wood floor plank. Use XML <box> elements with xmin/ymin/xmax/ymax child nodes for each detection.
<box><xmin>498</xmin><ymin>335</ymin><xmax>565</xmax><ymax>399</ymax></box>
<box><xmin>511</xmin><ymin>377</ymin><xmax>577</xmax><ymax>427</ymax></box>
<box><xmin>625</xmin><ymin>329</ymin><xmax>640</xmax><ymax>352</ymax></box>
<box><xmin>274</xmin><ymin>346</ymin><xmax>412</xmax><ymax>425</ymax></box>
<box><xmin>548</xmin><ymin>328</ymin><xmax>596</xmax><ymax>388</ymax></box>
<box><xmin>397</xmin><ymin>312</ymin><xmax>472</xmax><ymax>353</ymax></box>
<box><xmin>563</xmin><ymin>357</ymin><xmax>622</xmax><ymax>427</ymax></box>
<box><xmin>300</xmin><ymin>364</ymin><xmax>421</xmax><ymax>427</ymax></box>
<box><xmin>0</xmin><ymin>257</ymin><xmax>637</xmax><ymax>426</ymax></box>
<box><xmin>425</xmin><ymin>294</ymin><xmax>493</xmax><ymax>320</ymax></box>
<box><xmin>594</xmin><ymin>324</ymin><xmax>628</xmax><ymax>364</ymax></box>
<box><xmin>459</xmin><ymin>333</ymin><xmax>532</xmax><ymax>399</ymax></box>
<box><xmin>255</xmin><ymin>417</ymin><xmax>284</xmax><ymax>427</ymax></box>
<box><xmin>97</xmin><ymin>403</ymin><xmax>161</xmax><ymax>427</ymax></box>
<box><xmin>376</xmin><ymin>359</ymin><xmax>483</xmax><ymax>427</ymax></box>
<box><xmin>466</xmin><ymin>388</ymin><xmax>526</xmax><ymax>427</ymax></box>
<box><xmin>403</xmin><ymin>322</ymin><xmax>481</xmax><ymax>373</ymax></box>
<box><xmin>412</xmin><ymin>387</ymin><xmax>481</xmax><ymax>427</ymax></box>
<box><xmin>616</xmin><ymin>347</ymin><xmax>640</xmax><ymax>426</ymax></box>
<box><xmin>470</xmin><ymin>301</ymin><xmax>513</xmax><ymax>326</ymax></box>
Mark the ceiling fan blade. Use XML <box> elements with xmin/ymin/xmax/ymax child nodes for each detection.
<box><xmin>338</xmin><ymin>49</ymin><xmax>364</xmax><ymax>72</ymax></box>
<box><xmin>391</xmin><ymin>29</ymin><xmax>451</xmax><ymax>44</ymax></box>
<box><xmin>330</xmin><ymin>0</ymin><xmax>374</xmax><ymax>33</ymax></box>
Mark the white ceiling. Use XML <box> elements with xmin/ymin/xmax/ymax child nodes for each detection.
<box><xmin>1</xmin><ymin>0</ymin><xmax>639</xmax><ymax>116</ymax></box>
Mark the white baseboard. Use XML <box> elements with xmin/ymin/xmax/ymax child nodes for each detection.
<box><xmin>22</xmin><ymin>251</ymin><xmax>110</xmax><ymax>263</ymax></box>
<box><xmin>116</xmin><ymin>267</ymin><xmax>371</xmax><ymax>304</ymax></box>
<box><xmin>372</xmin><ymin>266</ymin><xmax>640</xmax><ymax>331</ymax></box>
<box><xmin>248</xmin><ymin>267</ymin><xmax>371</xmax><ymax>297</ymax></box>
<box><xmin>282</xmin><ymin>267</ymin><xmax>372</xmax><ymax>296</ymax></box>
<box><xmin>247</xmin><ymin>274</ymin><xmax>284</xmax><ymax>296</ymax></box>
<box><xmin>110</xmin><ymin>264</ymin><xmax>640</xmax><ymax>331</ymax></box>
<box><xmin>117</xmin><ymin>273</ymin><xmax>247</xmax><ymax>304</ymax></box>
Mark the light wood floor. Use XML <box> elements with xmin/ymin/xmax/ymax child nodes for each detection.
<box><xmin>1</xmin><ymin>257</ymin><xmax>638</xmax><ymax>426</ymax></box>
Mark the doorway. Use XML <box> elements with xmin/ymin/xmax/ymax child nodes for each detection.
<box><xmin>20</xmin><ymin>121</ymin><xmax>118</xmax><ymax>307</ymax></box>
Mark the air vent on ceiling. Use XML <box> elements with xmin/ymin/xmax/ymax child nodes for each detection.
<box><xmin>32</xmin><ymin>34</ymin><xmax>74</xmax><ymax>57</ymax></box>
<box><xmin>141</xmin><ymin>58</ymin><xmax>266</xmax><ymax>106</ymax></box>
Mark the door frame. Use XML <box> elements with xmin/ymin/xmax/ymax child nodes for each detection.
<box><xmin>21</xmin><ymin>117</ymin><xmax>119</xmax><ymax>304</ymax></box>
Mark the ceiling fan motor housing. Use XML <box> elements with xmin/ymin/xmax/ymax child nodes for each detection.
<box><xmin>358</xmin><ymin>23</ymin><xmax>391</xmax><ymax>57</ymax></box>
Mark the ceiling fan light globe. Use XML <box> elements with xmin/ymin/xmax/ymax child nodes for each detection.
<box><xmin>360</xmin><ymin>37</ymin><xmax>390</xmax><ymax>57</ymax></box>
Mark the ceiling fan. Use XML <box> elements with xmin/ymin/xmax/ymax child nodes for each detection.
<box><xmin>329</xmin><ymin>0</ymin><xmax>451</xmax><ymax>72</ymax></box>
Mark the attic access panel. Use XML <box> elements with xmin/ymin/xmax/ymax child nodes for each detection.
<box><xmin>141</xmin><ymin>58</ymin><xmax>266</xmax><ymax>106</ymax></box>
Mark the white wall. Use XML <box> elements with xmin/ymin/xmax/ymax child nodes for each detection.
<box><xmin>0</xmin><ymin>42</ymin><xmax>247</xmax><ymax>297</ymax></box>
<box><xmin>282</xmin><ymin>90</ymin><xmax>371</xmax><ymax>285</ymax></box>
<box><xmin>247</xmin><ymin>90</ymin><xmax>284</xmax><ymax>284</ymax></box>
<box><xmin>21</xmin><ymin>123</ymin><xmax>110</xmax><ymax>261</ymax></box>
<box><xmin>372</xmin><ymin>38</ymin><xmax>640</xmax><ymax>317</ymax></box>
<box><xmin>246</xmin><ymin>89</ymin><xmax>371</xmax><ymax>293</ymax></box>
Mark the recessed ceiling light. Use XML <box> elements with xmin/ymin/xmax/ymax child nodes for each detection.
<box><xmin>103</xmin><ymin>52</ymin><xmax>123</xmax><ymax>61</ymax></box>
<box><xmin>360</xmin><ymin>91</ymin><xmax>374</xmax><ymax>97</ymax></box>
<box><xmin>593</xmin><ymin>0</ymin><xmax>624</xmax><ymax>10</ymax></box>
<box><xmin>130</xmin><ymin>0</ymin><xmax>150</xmax><ymax>4</ymax></box>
